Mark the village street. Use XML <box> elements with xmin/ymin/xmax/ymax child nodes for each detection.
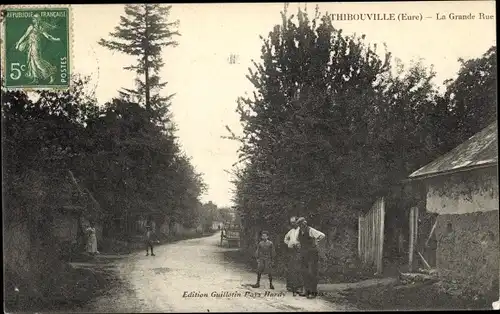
<box><xmin>83</xmin><ymin>233</ymin><xmax>356</xmax><ymax>313</ymax></box>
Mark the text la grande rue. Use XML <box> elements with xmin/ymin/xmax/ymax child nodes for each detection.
<box><xmin>437</xmin><ymin>12</ymin><xmax>494</xmax><ymax>20</ymax></box>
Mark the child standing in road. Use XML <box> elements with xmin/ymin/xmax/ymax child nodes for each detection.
<box><xmin>145</xmin><ymin>218</ymin><xmax>156</xmax><ymax>256</ymax></box>
<box><xmin>252</xmin><ymin>230</ymin><xmax>276</xmax><ymax>289</ymax></box>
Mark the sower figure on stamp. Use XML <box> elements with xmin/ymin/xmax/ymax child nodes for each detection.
<box><xmin>15</xmin><ymin>14</ymin><xmax>60</xmax><ymax>84</ymax></box>
<box><xmin>284</xmin><ymin>216</ymin><xmax>303</xmax><ymax>295</ymax></box>
<box><xmin>252</xmin><ymin>230</ymin><xmax>276</xmax><ymax>289</ymax></box>
<box><xmin>297</xmin><ymin>217</ymin><xmax>325</xmax><ymax>299</ymax></box>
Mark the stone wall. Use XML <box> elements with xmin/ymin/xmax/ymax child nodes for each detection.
<box><xmin>425</xmin><ymin>167</ymin><xmax>499</xmax><ymax>297</ymax></box>
<box><xmin>4</xmin><ymin>222</ymin><xmax>31</xmax><ymax>278</ymax></box>
<box><xmin>435</xmin><ymin>210</ymin><xmax>499</xmax><ymax>297</ymax></box>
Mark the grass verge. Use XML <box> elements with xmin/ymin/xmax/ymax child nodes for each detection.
<box><xmin>331</xmin><ymin>281</ymin><xmax>494</xmax><ymax>310</ymax></box>
<box><xmin>4</xmin><ymin>262</ymin><xmax>120</xmax><ymax>312</ymax></box>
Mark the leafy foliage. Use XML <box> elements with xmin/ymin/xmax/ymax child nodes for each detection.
<box><xmin>2</xmin><ymin>78</ymin><xmax>206</xmax><ymax>236</ymax></box>
<box><xmin>94</xmin><ymin>4</ymin><xmax>209</xmax><ymax>230</ymax></box>
<box><xmin>229</xmin><ymin>4</ymin><xmax>497</xmax><ymax>259</ymax></box>
<box><xmin>434</xmin><ymin>46</ymin><xmax>497</xmax><ymax>152</ymax></box>
<box><xmin>232</xmin><ymin>6</ymin><xmax>395</xmax><ymax>234</ymax></box>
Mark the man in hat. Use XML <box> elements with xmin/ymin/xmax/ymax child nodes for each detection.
<box><xmin>284</xmin><ymin>216</ymin><xmax>302</xmax><ymax>294</ymax></box>
<box><xmin>297</xmin><ymin>217</ymin><xmax>325</xmax><ymax>299</ymax></box>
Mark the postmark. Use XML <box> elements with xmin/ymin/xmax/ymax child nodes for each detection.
<box><xmin>2</xmin><ymin>6</ymin><xmax>71</xmax><ymax>90</ymax></box>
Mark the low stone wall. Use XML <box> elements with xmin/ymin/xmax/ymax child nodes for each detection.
<box><xmin>435</xmin><ymin>210</ymin><xmax>499</xmax><ymax>298</ymax></box>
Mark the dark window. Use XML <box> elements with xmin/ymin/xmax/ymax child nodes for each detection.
<box><xmin>446</xmin><ymin>222</ymin><xmax>453</xmax><ymax>234</ymax></box>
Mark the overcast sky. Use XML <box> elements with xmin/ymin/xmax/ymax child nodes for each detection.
<box><xmin>72</xmin><ymin>1</ymin><xmax>496</xmax><ymax>207</ymax></box>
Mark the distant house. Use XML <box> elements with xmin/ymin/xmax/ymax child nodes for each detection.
<box><xmin>408</xmin><ymin>121</ymin><xmax>499</xmax><ymax>298</ymax></box>
<box><xmin>212</xmin><ymin>221</ymin><xmax>223</xmax><ymax>230</ymax></box>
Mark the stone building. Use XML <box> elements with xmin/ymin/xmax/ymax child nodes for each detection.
<box><xmin>408</xmin><ymin>121</ymin><xmax>498</xmax><ymax>298</ymax></box>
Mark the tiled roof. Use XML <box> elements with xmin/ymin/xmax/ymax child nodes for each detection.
<box><xmin>409</xmin><ymin>121</ymin><xmax>498</xmax><ymax>179</ymax></box>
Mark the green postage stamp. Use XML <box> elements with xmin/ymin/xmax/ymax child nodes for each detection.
<box><xmin>2</xmin><ymin>7</ymin><xmax>71</xmax><ymax>89</ymax></box>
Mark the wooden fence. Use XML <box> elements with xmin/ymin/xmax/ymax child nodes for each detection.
<box><xmin>358</xmin><ymin>197</ymin><xmax>386</xmax><ymax>274</ymax></box>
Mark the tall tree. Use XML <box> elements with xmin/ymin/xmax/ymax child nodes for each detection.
<box><xmin>435</xmin><ymin>46</ymin><xmax>497</xmax><ymax>152</ymax></box>
<box><xmin>169</xmin><ymin>154</ymin><xmax>207</xmax><ymax>227</ymax></box>
<box><xmin>230</xmin><ymin>5</ymin><xmax>393</xmax><ymax>232</ymax></box>
<box><xmin>228</xmin><ymin>5</ymin><xmax>444</xmax><ymax>258</ymax></box>
<box><xmin>99</xmin><ymin>4</ymin><xmax>180</xmax><ymax>123</ymax></box>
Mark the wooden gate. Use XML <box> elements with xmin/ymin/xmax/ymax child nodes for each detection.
<box><xmin>409</xmin><ymin>207</ymin><xmax>437</xmax><ymax>272</ymax></box>
<box><xmin>358</xmin><ymin>197</ymin><xmax>386</xmax><ymax>274</ymax></box>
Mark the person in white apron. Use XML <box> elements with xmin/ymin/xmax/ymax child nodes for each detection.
<box><xmin>284</xmin><ymin>216</ymin><xmax>302</xmax><ymax>295</ymax></box>
<box><xmin>86</xmin><ymin>220</ymin><xmax>99</xmax><ymax>255</ymax></box>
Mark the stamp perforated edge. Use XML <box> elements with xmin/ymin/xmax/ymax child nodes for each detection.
<box><xmin>1</xmin><ymin>4</ymin><xmax>74</xmax><ymax>91</ymax></box>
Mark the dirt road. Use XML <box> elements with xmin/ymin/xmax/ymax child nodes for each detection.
<box><xmin>85</xmin><ymin>233</ymin><xmax>356</xmax><ymax>312</ymax></box>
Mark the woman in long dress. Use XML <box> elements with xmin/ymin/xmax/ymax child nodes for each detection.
<box><xmin>86</xmin><ymin>221</ymin><xmax>99</xmax><ymax>255</ymax></box>
<box><xmin>14</xmin><ymin>14</ymin><xmax>60</xmax><ymax>84</ymax></box>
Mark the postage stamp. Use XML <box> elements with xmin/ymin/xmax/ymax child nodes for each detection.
<box><xmin>2</xmin><ymin>7</ymin><xmax>71</xmax><ymax>89</ymax></box>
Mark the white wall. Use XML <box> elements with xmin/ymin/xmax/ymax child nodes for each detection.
<box><xmin>212</xmin><ymin>221</ymin><xmax>222</xmax><ymax>229</ymax></box>
<box><xmin>426</xmin><ymin>168</ymin><xmax>499</xmax><ymax>215</ymax></box>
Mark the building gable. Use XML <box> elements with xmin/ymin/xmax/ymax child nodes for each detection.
<box><xmin>409</xmin><ymin>122</ymin><xmax>498</xmax><ymax>180</ymax></box>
